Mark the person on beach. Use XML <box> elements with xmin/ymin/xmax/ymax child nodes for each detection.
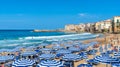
<box><xmin>15</xmin><ymin>51</ymin><xmax>20</xmax><ymax>60</ymax></box>
<box><xmin>0</xmin><ymin>63</ymin><xmax>4</xmax><ymax>67</ymax></box>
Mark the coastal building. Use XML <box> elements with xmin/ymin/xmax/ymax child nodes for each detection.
<box><xmin>103</xmin><ymin>19</ymin><xmax>111</xmax><ymax>32</ymax></box>
<box><xmin>112</xmin><ymin>16</ymin><xmax>120</xmax><ymax>33</ymax></box>
<box><xmin>95</xmin><ymin>22</ymin><xmax>101</xmax><ymax>32</ymax></box>
<box><xmin>95</xmin><ymin>19</ymin><xmax>111</xmax><ymax>33</ymax></box>
<box><xmin>64</xmin><ymin>24</ymin><xmax>86</xmax><ymax>32</ymax></box>
<box><xmin>78</xmin><ymin>24</ymin><xmax>86</xmax><ymax>32</ymax></box>
<box><xmin>85</xmin><ymin>23</ymin><xmax>91</xmax><ymax>32</ymax></box>
<box><xmin>65</xmin><ymin>24</ymin><xmax>76</xmax><ymax>32</ymax></box>
<box><xmin>64</xmin><ymin>16</ymin><xmax>120</xmax><ymax>33</ymax></box>
<box><xmin>90</xmin><ymin>23</ymin><xmax>95</xmax><ymax>32</ymax></box>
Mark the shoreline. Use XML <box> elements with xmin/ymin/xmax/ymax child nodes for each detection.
<box><xmin>82</xmin><ymin>33</ymin><xmax>119</xmax><ymax>45</ymax></box>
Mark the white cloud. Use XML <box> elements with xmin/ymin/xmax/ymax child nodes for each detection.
<box><xmin>78</xmin><ymin>13</ymin><xmax>100</xmax><ymax>19</ymax></box>
<box><xmin>78</xmin><ymin>13</ymin><xmax>86</xmax><ymax>17</ymax></box>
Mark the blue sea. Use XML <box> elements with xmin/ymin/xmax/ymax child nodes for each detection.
<box><xmin>0</xmin><ymin>30</ymin><xmax>102</xmax><ymax>49</ymax></box>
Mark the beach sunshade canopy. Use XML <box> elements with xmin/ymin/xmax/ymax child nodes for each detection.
<box><xmin>112</xmin><ymin>63</ymin><xmax>120</xmax><ymax>67</ymax></box>
<box><xmin>0</xmin><ymin>49</ymin><xmax>11</xmax><ymax>52</ymax></box>
<box><xmin>94</xmin><ymin>55</ymin><xmax>118</xmax><ymax>63</ymax></box>
<box><xmin>62</xmin><ymin>54</ymin><xmax>82</xmax><ymax>61</ymax></box>
<box><xmin>26</xmin><ymin>46</ymin><xmax>35</xmax><ymax>50</ymax></box>
<box><xmin>21</xmin><ymin>51</ymin><xmax>37</xmax><ymax>56</ymax></box>
<box><xmin>40</xmin><ymin>48</ymin><xmax>52</xmax><ymax>54</ymax></box>
<box><xmin>79</xmin><ymin>45</ymin><xmax>88</xmax><ymax>50</ymax></box>
<box><xmin>12</xmin><ymin>59</ymin><xmax>35</xmax><ymax>67</ymax></box>
<box><xmin>40</xmin><ymin>43</ymin><xmax>49</xmax><ymax>46</ymax></box>
<box><xmin>77</xmin><ymin>64</ymin><xmax>92</xmax><ymax>67</ymax></box>
<box><xmin>57</xmin><ymin>49</ymin><xmax>71</xmax><ymax>54</ymax></box>
<box><xmin>37</xmin><ymin>60</ymin><xmax>63</xmax><ymax>67</ymax></box>
<box><xmin>68</xmin><ymin>47</ymin><xmax>80</xmax><ymax>52</ymax></box>
<box><xmin>87</xmin><ymin>59</ymin><xmax>99</xmax><ymax>64</ymax></box>
<box><xmin>114</xmin><ymin>52</ymin><xmax>120</xmax><ymax>58</ymax></box>
<box><xmin>87</xmin><ymin>49</ymin><xmax>97</xmax><ymax>55</ymax></box>
<box><xmin>51</xmin><ymin>42</ymin><xmax>59</xmax><ymax>45</ymax></box>
<box><xmin>39</xmin><ymin>54</ymin><xmax>55</xmax><ymax>59</ymax></box>
<box><xmin>40</xmin><ymin>48</ymin><xmax>51</xmax><ymax>51</ymax></box>
<box><xmin>0</xmin><ymin>55</ymin><xmax>14</xmax><ymax>63</ymax></box>
<box><xmin>79</xmin><ymin>52</ymin><xmax>88</xmax><ymax>59</ymax></box>
<box><xmin>64</xmin><ymin>44</ymin><xmax>73</xmax><ymax>47</ymax></box>
<box><xmin>52</xmin><ymin>46</ymin><xmax>63</xmax><ymax>50</ymax></box>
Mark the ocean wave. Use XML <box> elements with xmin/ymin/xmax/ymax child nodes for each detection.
<box><xmin>21</xmin><ymin>33</ymin><xmax>92</xmax><ymax>40</ymax></box>
<box><xmin>0</xmin><ymin>33</ymin><xmax>100</xmax><ymax>48</ymax></box>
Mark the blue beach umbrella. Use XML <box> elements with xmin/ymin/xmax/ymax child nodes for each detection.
<box><xmin>64</xmin><ymin>44</ymin><xmax>73</xmax><ymax>48</ymax></box>
<box><xmin>37</xmin><ymin>60</ymin><xmax>63</xmax><ymax>67</ymax></box>
<box><xmin>0</xmin><ymin>55</ymin><xmax>14</xmax><ymax>63</ymax></box>
<box><xmin>62</xmin><ymin>54</ymin><xmax>82</xmax><ymax>61</ymax></box>
<box><xmin>112</xmin><ymin>63</ymin><xmax>120</xmax><ymax>67</ymax></box>
<box><xmin>79</xmin><ymin>45</ymin><xmax>88</xmax><ymax>51</ymax></box>
<box><xmin>51</xmin><ymin>42</ymin><xmax>59</xmax><ymax>45</ymax></box>
<box><xmin>0</xmin><ymin>49</ymin><xmax>10</xmax><ymax>52</ymax></box>
<box><xmin>40</xmin><ymin>43</ymin><xmax>49</xmax><ymax>48</ymax></box>
<box><xmin>12</xmin><ymin>59</ymin><xmax>35</xmax><ymax>67</ymax></box>
<box><xmin>87</xmin><ymin>59</ymin><xmax>99</xmax><ymax>65</ymax></box>
<box><xmin>39</xmin><ymin>54</ymin><xmax>55</xmax><ymax>60</ymax></box>
<box><xmin>114</xmin><ymin>52</ymin><xmax>120</xmax><ymax>58</ymax></box>
<box><xmin>79</xmin><ymin>52</ymin><xmax>88</xmax><ymax>59</ymax></box>
<box><xmin>26</xmin><ymin>46</ymin><xmax>35</xmax><ymax>51</ymax></box>
<box><xmin>52</xmin><ymin>46</ymin><xmax>63</xmax><ymax>50</ymax></box>
<box><xmin>40</xmin><ymin>48</ymin><xmax>51</xmax><ymax>53</ymax></box>
<box><xmin>40</xmin><ymin>48</ymin><xmax>51</xmax><ymax>51</ymax></box>
<box><xmin>21</xmin><ymin>51</ymin><xmax>37</xmax><ymax>57</ymax></box>
<box><xmin>77</xmin><ymin>64</ymin><xmax>92</xmax><ymax>67</ymax></box>
<box><xmin>94</xmin><ymin>54</ymin><xmax>117</xmax><ymax>63</ymax></box>
<box><xmin>68</xmin><ymin>47</ymin><xmax>80</xmax><ymax>52</ymax></box>
<box><xmin>57</xmin><ymin>49</ymin><xmax>71</xmax><ymax>54</ymax></box>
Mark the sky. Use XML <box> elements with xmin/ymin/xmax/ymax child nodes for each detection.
<box><xmin>0</xmin><ymin>0</ymin><xmax>120</xmax><ymax>30</ymax></box>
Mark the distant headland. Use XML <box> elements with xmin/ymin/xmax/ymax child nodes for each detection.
<box><xmin>33</xmin><ymin>29</ymin><xmax>64</xmax><ymax>32</ymax></box>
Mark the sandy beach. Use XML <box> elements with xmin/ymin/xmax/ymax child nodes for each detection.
<box><xmin>40</xmin><ymin>33</ymin><xmax>120</xmax><ymax>67</ymax></box>
<box><xmin>73</xmin><ymin>33</ymin><xmax>120</xmax><ymax>67</ymax></box>
<box><xmin>0</xmin><ymin>33</ymin><xmax>120</xmax><ymax>67</ymax></box>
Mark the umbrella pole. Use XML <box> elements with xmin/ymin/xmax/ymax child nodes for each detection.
<box><xmin>106</xmin><ymin>63</ymin><xmax>108</xmax><ymax>67</ymax></box>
